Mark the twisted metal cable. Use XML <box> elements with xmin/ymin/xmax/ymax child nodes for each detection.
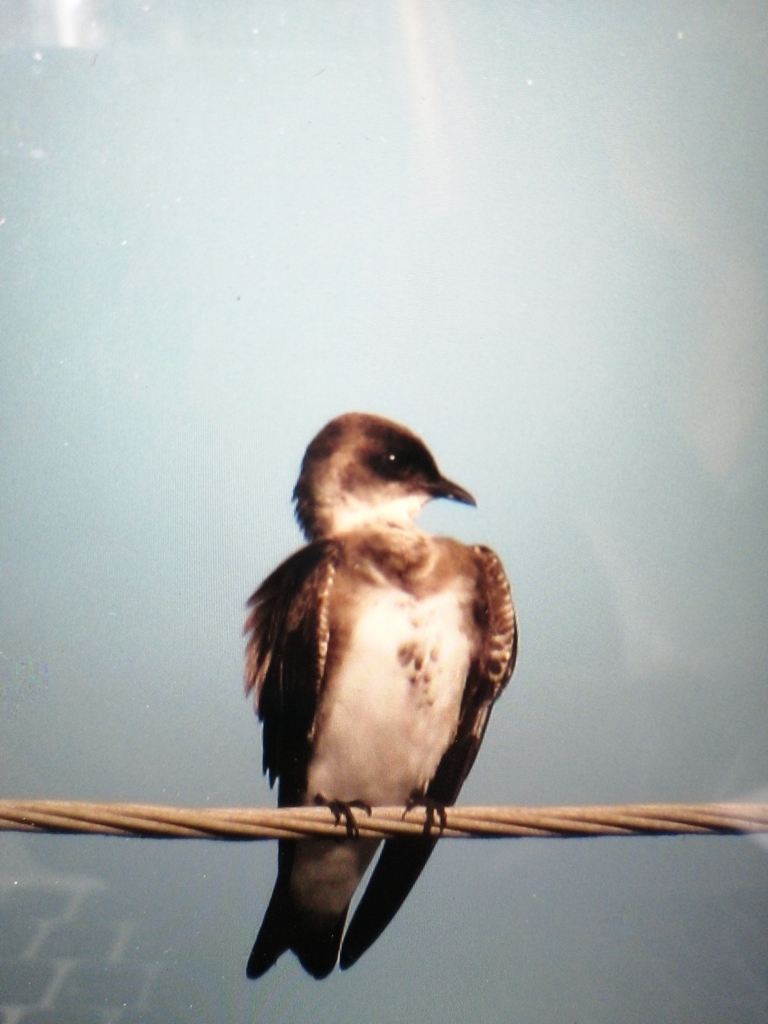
<box><xmin>1</xmin><ymin>800</ymin><xmax>766</xmax><ymax>840</ymax></box>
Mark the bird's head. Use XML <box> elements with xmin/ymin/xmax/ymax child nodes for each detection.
<box><xmin>293</xmin><ymin>413</ymin><xmax>475</xmax><ymax>541</ymax></box>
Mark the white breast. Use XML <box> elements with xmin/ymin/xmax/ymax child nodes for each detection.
<box><xmin>307</xmin><ymin>582</ymin><xmax>472</xmax><ymax>806</ymax></box>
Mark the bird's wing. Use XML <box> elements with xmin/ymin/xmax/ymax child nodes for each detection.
<box><xmin>245</xmin><ymin>540</ymin><xmax>349</xmax><ymax>979</ymax></box>
<box><xmin>426</xmin><ymin>544</ymin><xmax>517</xmax><ymax>802</ymax></box>
<box><xmin>244</xmin><ymin>539</ymin><xmax>339</xmax><ymax>805</ymax></box>
<box><xmin>339</xmin><ymin>544</ymin><xmax>517</xmax><ymax>970</ymax></box>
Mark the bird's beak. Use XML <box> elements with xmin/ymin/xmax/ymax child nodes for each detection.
<box><xmin>427</xmin><ymin>475</ymin><xmax>477</xmax><ymax>507</ymax></box>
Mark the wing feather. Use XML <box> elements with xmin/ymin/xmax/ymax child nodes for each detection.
<box><xmin>245</xmin><ymin>541</ymin><xmax>345</xmax><ymax>977</ymax></box>
<box><xmin>244</xmin><ymin>540</ymin><xmax>338</xmax><ymax>802</ymax></box>
<box><xmin>427</xmin><ymin>544</ymin><xmax>517</xmax><ymax>802</ymax></box>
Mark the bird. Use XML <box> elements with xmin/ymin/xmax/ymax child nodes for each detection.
<box><xmin>243</xmin><ymin>412</ymin><xmax>517</xmax><ymax>979</ymax></box>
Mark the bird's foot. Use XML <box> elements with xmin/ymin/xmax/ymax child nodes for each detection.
<box><xmin>403</xmin><ymin>793</ymin><xmax>448</xmax><ymax>835</ymax></box>
<box><xmin>313</xmin><ymin>794</ymin><xmax>372</xmax><ymax>837</ymax></box>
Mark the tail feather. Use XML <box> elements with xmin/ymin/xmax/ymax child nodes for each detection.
<box><xmin>246</xmin><ymin>875</ymin><xmax>293</xmax><ymax>979</ymax></box>
<box><xmin>247</xmin><ymin>871</ymin><xmax>348</xmax><ymax>980</ymax></box>
<box><xmin>292</xmin><ymin>911</ymin><xmax>347</xmax><ymax>980</ymax></box>
<box><xmin>339</xmin><ymin>836</ymin><xmax>436</xmax><ymax>970</ymax></box>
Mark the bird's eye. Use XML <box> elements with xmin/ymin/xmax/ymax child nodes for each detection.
<box><xmin>366</xmin><ymin>429</ymin><xmax>440</xmax><ymax>484</ymax></box>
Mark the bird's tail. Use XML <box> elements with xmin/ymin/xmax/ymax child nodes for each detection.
<box><xmin>246</xmin><ymin>874</ymin><xmax>347</xmax><ymax>980</ymax></box>
<box><xmin>340</xmin><ymin>835</ymin><xmax>436</xmax><ymax>970</ymax></box>
<box><xmin>246</xmin><ymin>875</ymin><xmax>293</xmax><ymax>979</ymax></box>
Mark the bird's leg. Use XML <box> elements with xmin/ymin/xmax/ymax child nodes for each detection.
<box><xmin>313</xmin><ymin>794</ymin><xmax>372</xmax><ymax>837</ymax></box>
<box><xmin>403</xmin><ymin>792</ymin><xmax>448</xmax><ymax>834</ymax></box>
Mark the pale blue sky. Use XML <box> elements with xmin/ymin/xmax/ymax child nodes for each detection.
<box><xmin>1</xmin><ymin>3</ymin><xmax>767</xmax><ymax>1021</ymax></box>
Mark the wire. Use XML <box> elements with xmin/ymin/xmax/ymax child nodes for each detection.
<box><xmin>1</xmin><ymin>800</ymin><xmax>766</xmax><ymax>840</ymax></box>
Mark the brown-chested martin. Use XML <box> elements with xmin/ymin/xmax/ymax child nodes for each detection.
<box><xmin>244</xmin><ymin>412</ymin><xmax>517</xmax><ymax>979</ymax></box>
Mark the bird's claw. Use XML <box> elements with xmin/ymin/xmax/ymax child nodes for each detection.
<box><xmin>403</xmin><ymin>794</ymin><xmax>448</xmax><ymax>834</ymax></box>
<box><xmin>313</xmin><ymin>794</ymin><xmax>372</xmax><ymax>837</ymax></box>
